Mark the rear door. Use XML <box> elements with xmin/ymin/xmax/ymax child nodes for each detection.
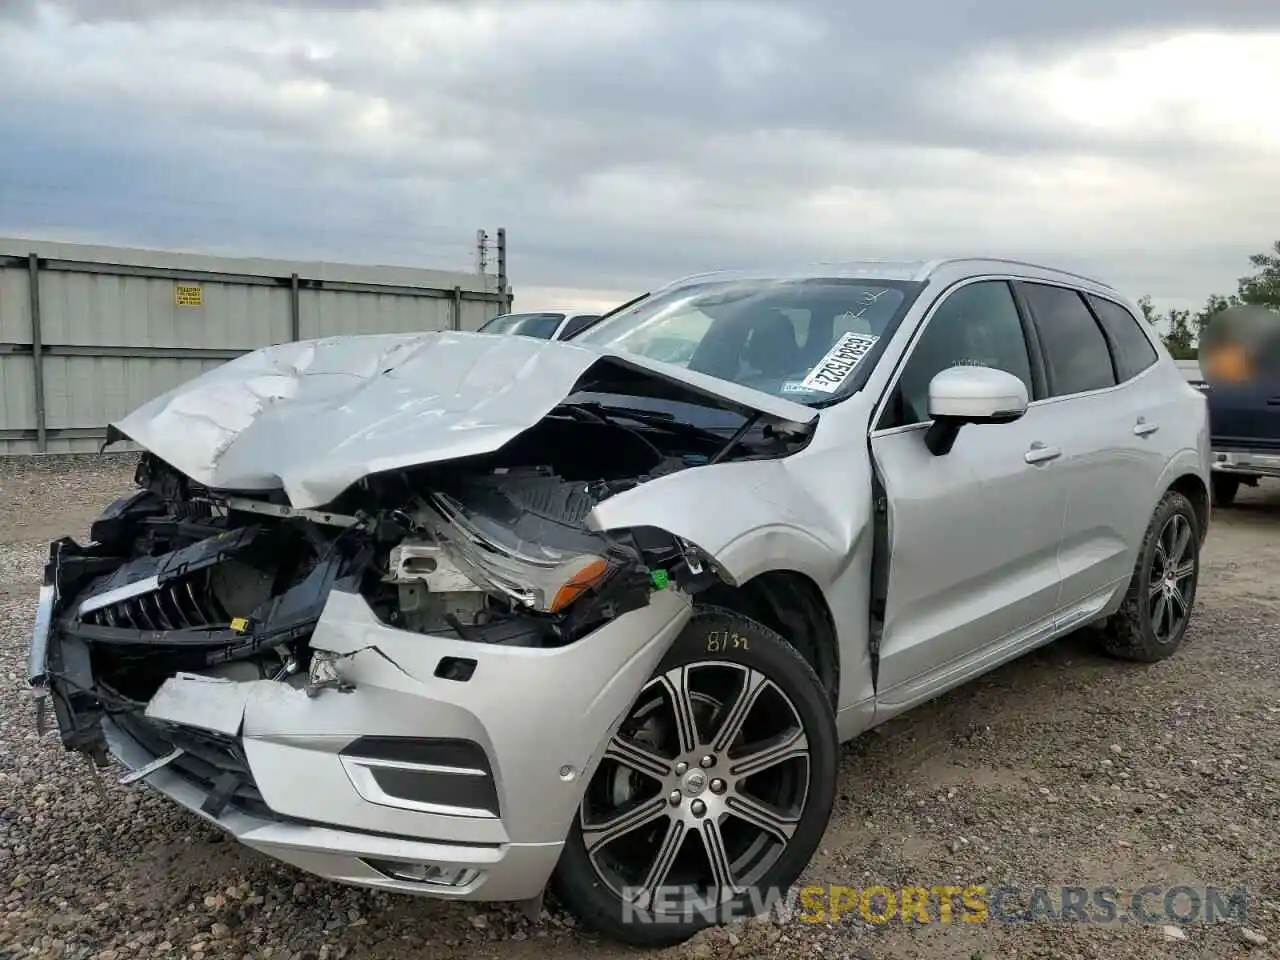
<box><xmin>1014</xmin><ymin>283</ymin><xmax>1168</xmax><ymax>622</ymax></box>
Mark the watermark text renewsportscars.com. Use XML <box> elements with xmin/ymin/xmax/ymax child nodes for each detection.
<box><xmin>619</xmin><ymin>883</ymin><xmax>1250</xmax><ymax>927</ymax></box>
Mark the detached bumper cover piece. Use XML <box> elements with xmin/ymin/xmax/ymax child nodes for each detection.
<box><xmin>79</xmin><ymin>588</ymin><xmax>693</xmax><ymax>901</ymax></box>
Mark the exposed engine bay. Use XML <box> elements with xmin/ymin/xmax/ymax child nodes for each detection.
<box><xmin>35</xmin><ymin>390</ymin><xmax>811</xmax><ymax>766</ymax></box>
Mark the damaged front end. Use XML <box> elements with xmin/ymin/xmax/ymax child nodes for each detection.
<box><xmin>27</xmin><ymin>382</ymin><xmax>810</xmax><ymax>832</ymax></box>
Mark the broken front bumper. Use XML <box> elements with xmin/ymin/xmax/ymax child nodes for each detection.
<box><xmin>31</xmin><ymin>584</ymin><xmax>692</xmax><ymax>902</ymax></box>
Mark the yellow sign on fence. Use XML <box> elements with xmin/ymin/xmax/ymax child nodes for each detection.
<box><xmin>175</xmin><ymin>284</ymin><xmax>204</xmax><ymax>307</ymax></box>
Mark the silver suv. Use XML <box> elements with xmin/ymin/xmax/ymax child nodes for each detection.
<box><xmin>28</xmin><ymin>258</ymin><xmax>1210</xmax><ymax>948</ymax></box>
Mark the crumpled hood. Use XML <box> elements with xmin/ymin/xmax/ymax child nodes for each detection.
<box><xmin>109</xmin><ymin>330</ymin><xmax>817</xmax><ymax>509</ymax></box>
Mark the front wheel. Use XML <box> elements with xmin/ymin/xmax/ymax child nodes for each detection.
<box><xmin>550</xmin><ymin>607</ymin><xmax>838</xmax><ymax>948</ymax></box>
<box><xmin>1098</xmin><ymin>490</ymin><xmax>1200</xmax><ymax>662</ymax></box>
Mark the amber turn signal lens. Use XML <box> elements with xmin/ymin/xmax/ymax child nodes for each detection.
<box><xmin>548</xmin><ymin>557</ymin><xmax>610</xmax><ymax>613</ymax></box>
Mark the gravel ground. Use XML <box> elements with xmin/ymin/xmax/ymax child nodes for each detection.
<box><xmin>1</xmin><ymin>454</ymin><xmax>1277</xmax><ymax>960</ymax></box>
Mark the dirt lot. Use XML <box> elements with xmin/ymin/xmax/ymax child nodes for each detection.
<box><xmin>1</xmin><ymin>455</ymin><xmax>1276</xmax><ymax>960</ymax></box>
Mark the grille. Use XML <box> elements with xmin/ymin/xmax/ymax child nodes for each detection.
<box><xmin>81</xmin><ymin>569</ymin><xmax>229</xmax><ymax>631</ymax></box>
<box><xmin>115</xmin><ymin>712</ymin><xmax>278</xmax><ymax>820</ymax></box>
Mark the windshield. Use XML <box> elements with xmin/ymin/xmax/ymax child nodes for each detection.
<box><xmin>573</xmin><ymin>277</ymin><xmax>918</xmax><ymax>403</ymax></box>
<box><xmin>479</xmin><ymin>312</ymin><xmax>565</xmax><ymax>339</ymax></box>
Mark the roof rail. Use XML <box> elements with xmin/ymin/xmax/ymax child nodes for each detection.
<box><xmin>928</xmin><ymin>258</ymin><xmax>1115</xmax><ymax>290</ymax></box>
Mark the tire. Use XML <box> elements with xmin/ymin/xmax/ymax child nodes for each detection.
<box><xmin>1098</xmin><ymin>490</ymin><xmax>1200</xmax><ymax>662</ymax></box>
<box><xmin>550</xmin><ymin>606</ymin><xmax>838</xmax><ymax>948</ymax></box>
<box><xmin>1211</xmin><ymin>475</ymin><xmax>1239</xmax><ymax>507</ymax></box>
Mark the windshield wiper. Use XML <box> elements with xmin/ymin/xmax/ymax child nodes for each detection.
<box><xmin>560</xmin><ymin>401</ymin><xmax>762</xmax><ymax>462</ymax></box>
<box><xmin>567</xmin><ymin>291</ymin><xmax>651</xmax><ymax>339</ymax></box>
<box><xmin>563</xmin><ymin>401</ymin><xmax>721</xmax><ymax>434</ymax></box>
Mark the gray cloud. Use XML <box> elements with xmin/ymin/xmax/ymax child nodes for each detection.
<box><xmin>6</xmin><ymin>0</ymin><xmax>408</xmax><ymax>22</ymax></box>
<box><xmin>1</xmin><ymin>0</ymin><xmax>1278</xmax><ymax>308</ymax></box>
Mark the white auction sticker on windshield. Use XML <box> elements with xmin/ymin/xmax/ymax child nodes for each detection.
<box><xmin>799</xmin><ymin>332</ymin><xmax>880</xmax><ymax>393</ymax></box>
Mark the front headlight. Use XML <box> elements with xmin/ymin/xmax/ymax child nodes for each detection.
<box><xmin>423</xmin><ymin>492</ymin><xmax>614</xmax><ymax>614</ymax></box>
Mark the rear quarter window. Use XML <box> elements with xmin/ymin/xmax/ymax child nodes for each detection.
<box><xmin>1087</xmin><ymin>295</ymin><xmax>1159</xmax><ymax>381</ymax></box>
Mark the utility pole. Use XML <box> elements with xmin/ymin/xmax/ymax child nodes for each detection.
<box><xmin>475</xmin><ymin>229</ymin><xmax>489</xmax><ymax>275</ymax></box>
<box><xmin>496</xmin><ymin>227</ymin><xmax>511</xmax><ymax>312</ymax></box>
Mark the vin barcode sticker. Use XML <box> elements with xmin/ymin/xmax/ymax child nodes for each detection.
<box><xmin>799</xmin><ymin>332</ymin><xmax>880</xmax><ymax>393</ymax></box>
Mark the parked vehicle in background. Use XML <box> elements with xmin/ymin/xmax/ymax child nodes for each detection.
<box><xmin>1196</xmin><ymin>304</ymin><xmax>1280</xmax><ymax>506</ymax></box>
<box><xmin>28</xmin><ymin>258</ymin><xmax>1209</xmax><ymax>949</ymax></box>
<box><xmin>477</xmin><ymin>309</ymin><xmax>601</xmax><ymax>340</ymax></box>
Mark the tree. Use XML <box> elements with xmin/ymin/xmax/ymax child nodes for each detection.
<box><xmin>1194</xmin><ymin>292</ymin><xmax>1241</xmax><ymax>342</ymax></box>
<box><xmin>1136</xmin><ymin>295</ymin><xmax>1196</xmax><ymax>359</ymax></box>
<box><xmin>1238</xmin><ymin>240</ymin><xmax>1280</xmax><ymax>310</ymax></box>
<box><xmin>1163</xmin><ymin>308</ymin><xmax>1197</xmax><ymax>359</ymax></box>
<box><xmin>1136</xmin><ymin>240</ymin><xmax>1278</xmax><ymax>357</ymax></box>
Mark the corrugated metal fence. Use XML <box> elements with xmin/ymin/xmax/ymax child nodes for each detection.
<box><xmin>0</xmin><ymin>238</ymin><xmax>511</xmax><ymax>454</ymax></box>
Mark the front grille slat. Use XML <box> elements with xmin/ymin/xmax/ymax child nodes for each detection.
<box><xmin>157</xmin><ymin>588</ymin><xmax>184</xmax><ymax>628</ymax></box>
<box><xmin>131</xmin><ymin>599</ymin><xmax>153</xmax><ymax>630</ymax></box>
<box><xmin>147</xmin><ymin>593</ymin><xmax>173</xmax><ymax>630</ymax></box>
<box><xmin>84</xmin><ymin>569</ymin><xmax>228</xmax><ymax>631</ymax></box>
<box><xmin>169</xmin><ymin>584</ymin><xmax>198</xmax><ymax>624</ymax></box>
<box><xmin>180</xmin><ymin>581</ymin><xmax>204</xmax><ymax>622</ymax></box>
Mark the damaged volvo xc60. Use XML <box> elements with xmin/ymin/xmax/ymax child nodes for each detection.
<box><xmin>27</xmin><ymin>259</ymin><xmax>1211</xmax><ymax>946</ymax></box>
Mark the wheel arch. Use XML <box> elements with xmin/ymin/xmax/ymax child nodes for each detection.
<box><xmin>586</xmin><ymin>461</ymin><xmax>869</xmax><ymax>711</ymax></box>
<box><xmin>1153</xmin><ymin>444</ymin><xmax>1210</xmax><ymax>544</ymax></box>
<box><xmin>1165</xmin><ymin>471</ymin><xmax>1209</xmax><ymax>543</ymax></box>
<box><xmin>695</xmin><ymin>569</ymin><xmax>840</xmax><ymax>707</ymax></box>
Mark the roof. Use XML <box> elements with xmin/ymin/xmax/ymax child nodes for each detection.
<box><xmin>663</xmin><ymin>257</ymin><xmax>1118</xmax><ymax>295</ymax></box>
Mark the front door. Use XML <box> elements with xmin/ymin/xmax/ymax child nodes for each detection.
<box><xmin>869</xmin><ymin>278</ymin><xmax>1068</xmax><ymax>706</ymax></box>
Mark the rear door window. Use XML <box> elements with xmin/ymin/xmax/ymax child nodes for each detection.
<box><xmin>1019</xmin><ymin>283</ymin><xmax>1118</xmax><ymax>396</ymax></box>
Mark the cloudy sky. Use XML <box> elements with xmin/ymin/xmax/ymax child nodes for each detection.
<box><xmin>1</xmin><ymin>0</ymin><xmax>1277</xmax><ymax>313</ymax></box>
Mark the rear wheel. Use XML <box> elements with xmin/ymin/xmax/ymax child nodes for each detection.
<box><xmin>1211</xmin><ymin>474</ymin><xmax>1239</xmax><ymax>507</ymax></box>
<box><xmin>1099</xmin><ymin>490</ymin><xmax>1200</xmax><ymax>662</ymax></box>
<box><xmin>551</xmin><ymin>607</ymin><xmax>838</xmax><ymax>947</ymax></box>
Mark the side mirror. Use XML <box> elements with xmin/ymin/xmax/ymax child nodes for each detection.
<box><xmin>924</xmin><ymin>366</ymin><xmax>1028</xmax><ymax>456</ymax></box>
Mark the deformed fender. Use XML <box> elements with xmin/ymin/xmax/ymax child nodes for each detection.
<box><xmin>587</xmin><ymin>454</ymin><xmax>873</xmax><ymax>589</ymax></box>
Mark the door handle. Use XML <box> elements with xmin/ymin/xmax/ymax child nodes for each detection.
<box><xmin>1134</xmin><ymin>419</ymin><xmax>1160</xmax><ymax>437</ymax></box>
<box><xmin>1025</xmin><ymin>442</ymin><xmax>1061</xmax><ymax>464</ymax></box>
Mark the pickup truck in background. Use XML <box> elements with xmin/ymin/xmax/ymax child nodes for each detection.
<box><xmin>1193</xmin><ymin>305</ymin><xmax>1280</xmax><ymax>506</ymax></box>
<box><xmin>1202</xmin><ymin>379</ymin><xmax>1280</xmax><ymax>505</ymax></box>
